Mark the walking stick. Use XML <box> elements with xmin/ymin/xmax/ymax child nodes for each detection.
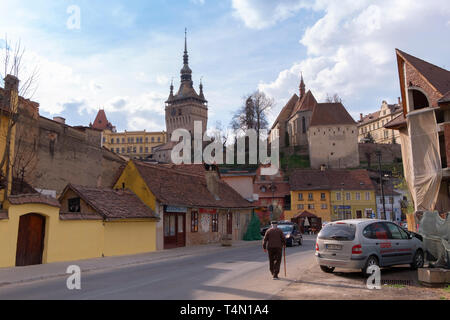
<box><xmin>283</xmin><ymin>246</ymin><xmax>286</xmax><ymax>277</ymax></box>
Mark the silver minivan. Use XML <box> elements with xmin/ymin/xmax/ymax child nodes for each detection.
<box><xmin>315</xmin><ymin>219</ymin><xmax>424</xmax><ymax>275</ymax></box>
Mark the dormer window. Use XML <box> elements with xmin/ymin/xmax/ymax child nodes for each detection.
<box><xmin>68</xmin><ymin>198</ymin><xmax>81</xmax><ymax>213</ymax></box>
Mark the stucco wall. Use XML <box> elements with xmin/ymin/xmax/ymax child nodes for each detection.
<box><xmin>0</xmin><ymin>202</ymin><xmax>157</xmax><ymax>268</ymax></box>
<box><xmin>308</xmin><ymin>125</ymin><xmax>359</xmax><ymax>169</ymax></box>
<box><xmin>221</xmin><ymin>176</ymin><xmax>254</xmax><ymax>201</ymax></box>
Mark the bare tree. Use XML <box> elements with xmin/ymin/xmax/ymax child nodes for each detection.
<box><xmin>230</xmin><ymin>91</ymin><xmax>273</xmax><ymax>162</ymax></box>
<box><xmin>325</xmin><ymin>93</ymin><xmax>343</xmax><ymax>103</ymax></box>
<box><xmin>0</xmin><ymin>36</ymin><xmax>38</xmax><ymax>199</ymax></box>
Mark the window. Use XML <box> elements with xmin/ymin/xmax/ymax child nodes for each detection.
<box><xmin>158</xmin><ymin>137</ymin><xmax>161</xmax><ymax>142</ymax></box>
<box><xmin>321</xmin><ymin>203</ymin><xmax>327</xmax><ymax>209</ymax></box>
<box><xmin>308</xmin><ymin>204</ymin><xmax>314</xmax><ymax>209</ymax></box>
<box><xmin>212</xmin><ymin>213</ymin><xmax>219</xmax><ymax>232</ymax></box>
<box><xmin>122</xmin><ymin>138</ymin><xmax>125</xmax><ymax>143</ymax></box>
<box><xmin>151</xmin><ymin>137</ymin><xmax>155</xmax><ymax>142</ymax></box>
<box><xmin>116</xmin><ymin>138</ymin><xmax>120</xmax><ymax>143</ymax></box>
<box><xmin>191</xmin><ymin>211</ymin><xmax>198</xmax><ymax>232</ymax></box>
<box><xmin>133</xmin><ymin>147</ymin><xmax>136</xmax><ymax>153</ymax></box>
<box><xmin>356</xmin><ymin>192</ymin><xmax>361</xmax><ymax>201</ymax></box>
<box><xmin>365</xmin><ymin>192</ymin><xmax>370</xmax><ymax>201</ymax></box>
<box><xmin>321</xmin><ymin>193</ymin><xmax>326</xmax><ymax>200</ymax></box>
<box><xmin>139</xmin><ymin>146</ymin><xmax>143</xmax><ymax>153</ymax></box>
<box><xmin>346</xmin><ymin>193</ymin><xmax>351</xmax><ymax>201</ymax></box>
<box><xmin>121</xmin><ymin>148</ymin><xmax>125</xmax><ymax>153</ymax></box>
<box><xmin>336</xmin><ymin>192</ymin><xmax>341</xmax><ymax>201</ymax></box>
<box><xmin>145</xmin><ymin>147</ymin><xmax>148</xmax><ymax>153</ymax></box>
<box><xmin>297</xmin><ymin>204</ymin><xmax>304</xmax><ymax>210</ymax></box>
<box><xmin>385</xmin><ymin>223</ymin><xmax>403</xmax><ymax>240</ymax></box>
<box><xmin>116</xmin><ymin>148</ymin><xmax>120</xmax><ymax>153</ymax></box>
<box><xmin>68</xmin><ymin>198</ymin><xmax>81</xmax><ymax>212</ymax></box>
<box><xmin>363</xmin><ymin>223</ymin><xmax>389</xmax><ymax>239</ymax></box>
<box><xmin>145</xmin><ymin>137</ymin><xmax>148</xmax><ymax>143</ymax></box>
<box><xmin>308</xmin><ymin>193</ymin><xmax>313</xmax><ymax>200</ymax></box>
<box><xmin>298</xmin><ymin>193</ymin><xmax>303</xmax><ymax>201</ymax></box>
<box><xmin>102</xmin><ymin>137</ymin><xmax>106</xmax><ymax>143</ymax></box>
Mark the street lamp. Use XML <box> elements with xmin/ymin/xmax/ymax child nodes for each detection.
<box><xmin>376</xmin><ymin>150</ymin><xmax>386</xmax><ymax>220</ymax></box>
<box><xmin>269</xmin><ymin>182</ymin><xmax>277</xmax><ymax>220</ymax></box>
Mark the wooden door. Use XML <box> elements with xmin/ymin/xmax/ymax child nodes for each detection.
<box><xmin>176</xmin><ymin>213</ymin><xmax>186</xmax><ymax>247</ymax></box>
<box><xmin>164</xmin><ymin>213</ymin><xmax>186</xmax><ymax>249</ymax></box>
<box><xmin>226</xmin><ymin>212</ymin><xmax>233</xmax><ymax>235</ymax></box>
<box><xmin>356</xmin><ymin>210</ymin><xmax>362</xmax><ymax>219</ymax></box>
<box><xmin>15</xmin><ymin>214</ymin><xmax>46</xmax><ymax>266</ymax></box>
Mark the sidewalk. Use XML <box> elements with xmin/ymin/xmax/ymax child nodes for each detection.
<box><xmin>0</xmin><ymin>240</ymin><xmax>261</xmax><ymax>287</ymax></box>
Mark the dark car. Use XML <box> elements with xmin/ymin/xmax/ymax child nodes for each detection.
<box><xmin>278</xmin><ymin>223</ymin><xmax>303</xmax><ymax>247</ymax></box>
<box><xmin>260</xmin><ymin>225</ymin><xmax>270</xmax><ymax>237</ymax></box>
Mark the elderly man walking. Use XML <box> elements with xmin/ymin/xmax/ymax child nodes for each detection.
<box><xmin>263</xmin><ymin>221</ymin><xmax>286</xmax><ymax>279</ymax></box>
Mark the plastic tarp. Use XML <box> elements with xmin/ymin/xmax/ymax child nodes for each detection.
<box><xmin>401</xmin><ymin>109</ymin><xmax>442</xmax><ymax>212</ymax></box>
<box><xmin>418</xmin><ymin>211</ymin><xmax>450</xmax><ymax>268</ymax></box>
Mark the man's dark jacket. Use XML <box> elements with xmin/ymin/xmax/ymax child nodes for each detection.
<box><xmin>263</xmin><ymin>227</ymin><xmax>286</xmax><ymax>249</ymax></box>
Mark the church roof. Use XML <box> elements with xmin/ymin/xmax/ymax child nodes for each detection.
<box><xmin>309</xmin><ymin>103</ymin><xmax>356</xmax><ymax>127</ymax></box>
<box><xmin>271</xmin><ymin>94</ymin><xmax>299</xmax><ymax>129</ymax></box>
<box><xmin>91</xmin><ymin>109</ymin><xmax>114</xmax><ymax>131</ymax></box>
<box><xmin>292</xmin><ymin>90</ymin><xmax>317</xmax><ymax>114</ymax></box>
<box><xmin>396</xmin><ymin>49</ymin><xmax>450</xmax><ymax>96</ymax></box>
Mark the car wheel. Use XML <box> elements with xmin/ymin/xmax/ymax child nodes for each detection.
<box><xmin>362</xmin><ymin>255</ymin><xmax>379</xmax><ymax>278</ymax></box>
<box><xmin>320</xmin><ymin>265</ymin><xmax>335</xmax><ymax>273</ymax></box>
<box><xmin>410</xmin><ymin>249</ymin><xmax>424</xmax><ymax>270</ymax></box>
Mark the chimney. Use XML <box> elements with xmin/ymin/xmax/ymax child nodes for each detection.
<box><xmin>205</xmin><ymin>167</ymin><xmax>220</xmax><ymax>200</ymax></box>
<box><xmin>3</xmin><ymin>74</ymin><xmax>19</xmax><ymax>110</ymax></box>
<box><xmin>360</xmin><ymin>113</ymin><xmax>363</xmax><ymax>121</ymax></box>
<box><xmin>4</xmin><ymin>74</ymin><xmax>19</xmax><ymax>92</ymax></box>
<box><xmin>398</xmin><ymin>97</ymin><xmax>401</xmax><ymax>105</ymax></box>
<box><xmin>53</xmin><ymin>116</ymin><xmax>66</xmax><ymax>124</ymax></box>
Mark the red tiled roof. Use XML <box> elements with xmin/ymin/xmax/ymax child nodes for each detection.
<box><xmin>384</xmin><ymin>114</ymin><xmax>406</xmax><ymax>129</ymax></box>
<box><xmin>91</xmin><ymin>109</ymin><xmax>113</xmax><ymax>131</ymax></box>
<box><xmin>61</xmin><ymin>184</ymin><xmax>158</xmax><ymax>220</ymax></box>
<box><xmin>358</xmin><ymin>104</ymin><xmax>402</xmax><ymax>126</ymax></box>
<box><xmin>397</xmin><ymin>49</ymin><xmax>450</xmax><ymax>96</ymax></box>
<box><xmin>133</xmin><ymin>161</ymin><xmax>254</xmax><ymax>209</ymax></box>
<box><xmin>309</xmin><ymin>103</ymin><xmax>356</xmax><ymax>127</ymax></box>
<box><xmin>289</xmin><ymin>169</ymin><xmax>374</xmax><ymax>191</ymax></box>
<box><xmin>8</xmin><ymin>194</ymin><xmax>61</xmax><ymax>207</ymax></box>
<box><xmin>271</xmin><ymin>94</ymin><xmax>299</xmax><ymax>129</ymax></box>
<box><xmin>438</xmin><ymin>91</ymin><xmax>450</xmax><ymax>104</ymax></box>
<box><xmin>293</xmin><ymin>90</ymin><xmax>317</xmax><ymax>114</ymax></box>
<box><xmin>293</xmin><ymin>210</ymin><xmax>318</xmax><ymax>219</ymax></box>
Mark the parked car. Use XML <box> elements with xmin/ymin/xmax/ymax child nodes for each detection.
<box><xmin>278</xmin><ymin>223</ymin><xmax>303</xmax><ymax>247</ymax></box>
<box><xmin>260</xmin><ymin>225</ymin><xmax>270</xmax><ymax>237</ymax></box>
<box><xmin>315</xmin><ymin>219</ymin><xmax>424</xmax><ymax>276</ymax></box>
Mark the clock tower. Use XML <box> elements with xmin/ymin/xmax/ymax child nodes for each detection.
<box><xmin>165</xmin><ymin>30</ymin><xmax>208</xmax><ymax>140</ymax></box>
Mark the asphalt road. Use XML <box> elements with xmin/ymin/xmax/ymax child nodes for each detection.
<box><xmin>0</xmin><ymin>238</ymin><xmax>316</xmax><ymax>300</ymax></box>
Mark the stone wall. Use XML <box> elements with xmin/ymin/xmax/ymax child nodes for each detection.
<box><xmin>358</xmin><ymin>143</ymin><xmax>402</xmax><ymax>165</ymax></box>
<box><xmin>15</xmin><ymin>114</ymin><xmax>125</xmax><ymax>195</ymax></box>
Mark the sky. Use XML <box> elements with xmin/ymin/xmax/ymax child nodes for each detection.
<box><xmin>0</xmin><ymin>0</ymin><xmax>449</xmax><ymax>133</ymax></box>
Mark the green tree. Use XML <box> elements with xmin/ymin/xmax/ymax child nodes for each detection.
<box><xmin>243</xmin><ymin>211</ymin><xmax>263</xmax><ymax>241</ymax></box>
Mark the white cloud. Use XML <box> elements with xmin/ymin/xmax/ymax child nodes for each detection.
<box><xmin>257</xmin><ymin>0</ymin><xmax>450</xmax><ymax>119</ymax></box>
<box><xmin>127</xmin><ymin>117</ymin><xmax>165</xmax><ymax>132</ymax></box>
<box><xmin>231</xmin><ymin>0</ymin><xmax>309</xmax><ymax>29</ymax></box>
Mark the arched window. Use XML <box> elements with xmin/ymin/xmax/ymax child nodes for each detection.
<box><xmin>408</xmin><ymin>88</ymin><xmax>429</xmax><ymax>111</ymax></box>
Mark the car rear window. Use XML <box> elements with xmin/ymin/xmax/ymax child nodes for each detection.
<box><xmin>318</xmin><ymin>223</ymin><xmax>356</xmax><ymax>241</ymax></box>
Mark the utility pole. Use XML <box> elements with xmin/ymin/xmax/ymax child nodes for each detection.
<box><xmin>376</xmin><ymin>150</ymin><xmax>386</xmax><ymax>220</ymax></box>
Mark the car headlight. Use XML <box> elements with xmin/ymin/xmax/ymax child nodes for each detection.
<box><xmin>286</xmin><ymin>234</ymin><xmax>291</xmax><ymax>238</ymax></box>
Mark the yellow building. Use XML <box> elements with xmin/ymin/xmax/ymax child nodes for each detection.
<box><xmin>289</xmin><ymin>189</ymin><xmax>332</xmax><ymax>222</ymax></box>
<box><xmin>288</xmin><ymin>169</ymin><xmax>376</xmax><ymax>223</ymax></box>
<box><xmin>330</xmin><ymin>189</ymin><xmax>376</xmax><ymax>221</ymax></box>
<box><xmin>103</xmin><ymin>129</ymin><xmax>167</xmax><ymax>159</ymax></box>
